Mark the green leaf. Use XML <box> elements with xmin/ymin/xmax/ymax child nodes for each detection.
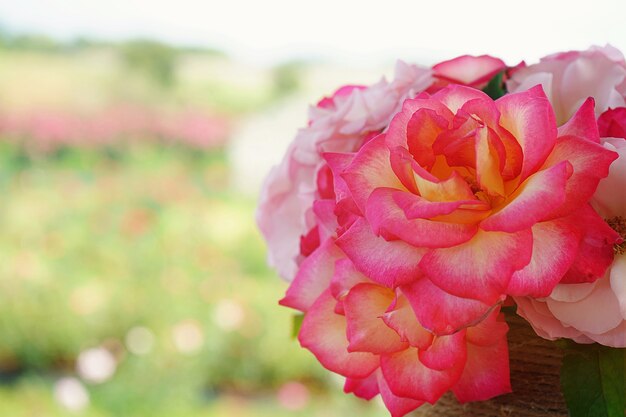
<box><xmin>560</xmin><ymin>342</ymin><xmax>625</xmax><ymax>417</ymax></box>
<box><xmin>291</xmin><ymin>314</ymin><xmax>304</xmax><ymax>339</ymax></box>
<box><xmin>482</xmin><ymin>71</ymin><xmax>506</xmax><ymax>100</ymax></box>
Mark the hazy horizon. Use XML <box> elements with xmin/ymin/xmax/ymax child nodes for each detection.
<box><xmin>2</xmin><ymin>0</ymin><xmax>626</xmax><ymax>67</ymax></box>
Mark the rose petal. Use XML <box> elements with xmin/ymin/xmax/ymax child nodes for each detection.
<box><xmin>433</xmin><ymin>55</ymin><xmax>506</xmax><ymax>88</ymax></box>
<box><xmin>418</xmin><ymin>330</ymin><xmax>467</xmax><ymax>371</ymax></box>
<box><xmin>474</xmin><ymin>126</ymin><xmax>505</xmax><ymax>196</ymax></box>
<box><xmin>557</xmin><ymin>97</ymin><xmax>600</xmax><ymax>143</ymax></box>
<box><xmin>385</xmin><ymin>97</ymin><xmax>454</xmax><ymax>151</ymax></box>
<box><xmin>380</xmin><ymin>347</ymin><xmax>463</xmax><ymax>404</ymax></box>
<box><xmin>342</xmin><ymin>134</ymin><xmax>405</xmax><ymax>212</ymax></box>
<box><xmin>420</xmin><ymin>229</ymin><xmax>533</xmax><ymax>303</ymax></box>
<box><xmin>582</xmin><ymin>321</ymin><xmax>626</xmax><ymax>347</ymax></box>
<box><xmin>299</xmin><ymin>290</ymin><xmax>379</xmax><ymax>378</ymax></box>
<box><xmin>279</xmin><ymin>240</ymin><xmax>343</xmax><ymax>312</ymax></box>
<box><xmin>549</xmin><ymin>281</ymin><xmax>599</xmax><ymax>302</ymax></box>
<box><xmin>377</xmin><ymin>371</ymin><xmax>425</xmax><ymax>417</ymax></box>
<box><xmin>496</xmin><ymin>85</ymin><xmax>557</xmax><ymax>181</ymax></box>
<box><xmin>546</xmin><ymin>276</ymin><xmax>623</xmax><ymax>334</ymax></box>
<box><xmin>480</xmin><ymin>161</ymin><xmax>572</xmax><ymax>233</ymax></box>
<box><xmin>389</xmin><ymin>145</ymin><xmax>477</xmax><ymax>203</ymax></box>
<box><xmin>393</xmin><ymin>189</ymin><xmax>485</xmax><ymax>220</ymax></box>
<box><xmin>344</xmin><ymin>371</ymin><xmax>379</xmax><ymax>400</ymax></box>
<box><xmin>560</xmin><ymin>205</ymin><xmax>620</xmax><ymax>284</ymax></box>
<box><xmin>507</xmin><ymin>218</ymin><xmax>582</xmax><ymax>297</ymax></box>
<box><xmin>592</xmin><ymin>138</ymin><xmax>626</xmax><ymax>219</ymax></box>
<box><xmin>365</xmin><ymin>188</ymin><xmax>478</xmax><ymax>249</ymax></box>
<box><xmin>404</xmin><ymin>108</ymin><xmax>451</xmax><ymax>169</ymax></box>
<box><xmin>344</xmin><ymin>283</ymin><xmax>408</xmax><ymax>354</ymax></box>
<box><xmin>401</xmin><ymin>278</ymin><xmax>494</xmax><ymax>336</ymax></box>
<box><xmin>432</xmin><ymin>84</ymin><xmax>492</xmax><ymax>113</ymax></box>
<box><xmin>609</xmin><ymin>253</ymin><xmax>626</xmax><ymax>319</ymax></box>
<box><xmin>560</xmin><ymin>51</ymin><xmax>626</xmax><ymax>119</ymax></box>
<box><xmin>451</xmin><ymin>333</ymin><xmax>511</xmax><ymax>403</ymax></box>
<box><xmin>324</xmin><ymin>152</ymin><xmax>360</xmax><ymax>214</ymax></box>
<box><xmin>542</xmin><ymin>135</ymin><xmax>618</xmax><ymax>218</ymax></box>
<box><xmin>514</xmin><ymin>296</ymin><xmax>583</xmax><ymax>341</ymax></box>
<box><xmin>382</xmin><ymin>293</ymin><xmax>434</xmax><ymax>349</ymax></box>
<box><xmin>598</xmin><ymin>108</ymin><xmax>626</xmax><ymax>139</ymax></box>
<box><xmin>465</xmin><ymin>308</ymin><xmax>510</xmax><ymax>347</ymax></box>
<box><xmin>330</xmin><ymin>258</ymin><xmax>369</xmax><ymax>300</ymax></box>
<box><xmin>313</xmin><ymin>199</ymin><xmax>339</xmax><ymax>241</ymax></box>
<box><xmin>336</xmin><ymin>217</ymin><xmax>425</xmax><ymax>288</ymax></box>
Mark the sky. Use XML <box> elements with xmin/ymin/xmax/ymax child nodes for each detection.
<box><xmin>1</xmin><ymin>0</ymin><xmax>626</xmax><ymax>66</ymax></box>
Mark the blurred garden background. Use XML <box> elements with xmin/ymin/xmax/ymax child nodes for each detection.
<box><xmin>1</xmin><ymin>1</ymin><xmax>625</xmax><ymax>416</ymax></box>
<box><xmin>0</xmin><ymin>26</ymin><xmax>390</xmax><ymax>417</ymax></box>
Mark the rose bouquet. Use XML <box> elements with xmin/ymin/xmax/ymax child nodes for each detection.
<box><xmin>257</xmin><ymin>46</ymin><xmax>626</xmax><ymax>417</ymax></box>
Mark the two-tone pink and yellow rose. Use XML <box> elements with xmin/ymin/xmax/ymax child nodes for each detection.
<box><xmin>257</xmin><ymin>55</ymin><xmax>507</xmax><ymax>283</ymax></box>
<box><xmin>258</xmin><ymin>49</ymin><xmax>626</xmax><ymax>417</ymax></box>
<box><xmin>335</xmin><ymin>85</ymin><xmax>619</xmax><ymax>333</ymax></box>
<box><xmin>257</xmin><ymin>62</ymin><xmax>434</xmax><ymax>281</ymax></box>
<box><xmin>281</xmin><ymin>251</ymin><xmax>511</xmax><ymax>417</ymax></box>
<box><xmin>274</xmin><ymin>82</ymin><xmax>618</xmax><ymax>416</ymax></box>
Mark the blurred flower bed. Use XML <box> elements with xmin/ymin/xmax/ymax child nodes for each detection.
<box><xmin>0</xmin><ymin>107</ymin><xmax>230</xmax><ymax>152</ymax></box>
<box><xmin>0</xmin><ymin>143</ymin><xmax>383</xmax><ymax>417</ymax></box>
<box><xmin>0</xmin><ymin>32</ymin><xmax>389</xmax><ymax>416</ymax></box>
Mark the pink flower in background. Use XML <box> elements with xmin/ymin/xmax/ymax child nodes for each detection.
<box><xmin>507</xmin><ymin>45</ymin><xmax>626</xmax><ymax>124</ymax></box>
<box><xmin>257</xmin><ymin>61</ymin><xmax>434</xmax><ymax>281</ymax></box>
<box><xmin>0</xmin><ymin>107</ymin><xmax>230</xmax><ymax>151</ymax></box>
<box><xmin>516</xmin><ymin>130</ymin><xmax>626</xmax><ymax>347</ymax></box>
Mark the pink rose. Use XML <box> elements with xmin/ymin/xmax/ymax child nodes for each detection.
<box><xmin>257</xmin><ymin>62</ymin><xmax>434</xmax><ymax>280</ymax></box>
<box><xmin>273</xmin><ymin>84</ymin><xmax>619</xmax><ymax>416</ymax></box>
<box><xmin>507</xmin><ymin>45</ymin><xmax>626</xmax><ymax>124</ymax></box>
<box><xmin>281</xmin><ymin>256</ymin><xmax>511</xmax><ymax>417</ymax></box>
<box><xmin>598</xmin><ymin>107</ymin><xmax>626</xmax><ymax>139</ymax></box>
<box><xmin>258</xmin><ymin>55</ymin><xmax>508</xmax><ymax>281</ymax></box>
<box><xmin>432</xmin><ymin>54</ymin><xmax>506</xmax><ymax>89</ymax></box>
<box><xmin>515</xmin><ymin>134</ymin><xmax>626</xmax><ymax>347</ymax></box>
<box><xmin>331</xmin><ymin>85</ymin><xmax>618</xmax><ymax>335</ymax></box>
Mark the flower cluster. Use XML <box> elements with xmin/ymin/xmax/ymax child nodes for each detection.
<box><xmin>258</xmin><ymin>47</ymin><xmax>626</xmax><ymax>416</ymax></box>
<box><xmin>0</xmin><ymin>106</ymin><xmax>229</xmax><ymax>152</ymax></box>
<box><xmin>515</xmin><ymin>108</ymin><xmax>626</xmax><ymax>347</ymax></box>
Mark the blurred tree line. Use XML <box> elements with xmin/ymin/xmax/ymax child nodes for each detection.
<box><xmin>121</xmin><ymin>40</ymin><xmax>178</xmax><ymax>88</ymax></box>
<box><xmin>0</xmin><ymin>26</ymin><xmax>304</xmax><ymax>98</ymax></box>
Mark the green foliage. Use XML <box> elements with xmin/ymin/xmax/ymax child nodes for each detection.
<box><xmin>560</xmin><ymin>342</ymin><xmax>625</xmax><ymax>417</ymax></box>
<box><xmin>482</xmin><ymin>71</ymin><xmax>506</xmax><ymax>100</ymax></box>
<box><xmin>2</xmin><ymin>34</ymin><xmax>61</xmax><ymax>52</ymax></box>
<box><xmin>177</xmin><ymin>45</ymin><xmax>227</xmax><ymax>57</ymax></box>
<box><xmin>0</xmin><ymin>26</ymin><xmax>7</xmax><ymax>49</ymax></box>
<box><xmin>0</xmin><ymin>37</ymin><xmax>284</xmax><ymax>117</ymax></box>
<box><xmin>292</xmin><ymin>314</ymin><xmax>304</xmax><ymax>339</ymax></box>
<box><xmin>120</xmin><ymin>40</ymin><xmax>178</xmax><ymax>88</ymax></box>
<box><xmin>272</xmin><ymin>61</ymin><xmax>304</xmax><ymax>98</ymax></box>
<box><xmin>0</xmin><ymin>28</ymin><xmax>226</xmax><ymax>58</ymax></box>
